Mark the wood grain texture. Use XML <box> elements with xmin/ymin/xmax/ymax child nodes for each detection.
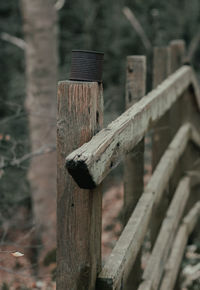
<box><xmin>57</xmin><ymin>81</ymin><xmax>103</xmax><ymax>290</ymax></box>
<box><xmin>141</xmin><ymin>176</ymin><xmax>191</xmax><ymax>290</ymax></box>
<box><xmin>123</xmin><ymin>56</ymin><xmax>146</xmax><ymax>289</ymax></box>
<box><xmin>145</xmin><ymin>123</ymin><xmax>190</xmax><ymax>206</ymax></box>
<box><xmin>182</xmin><ymin>201</ymin><xmax>200</xmax><ymax>234</ymax></box>
<box><xmin>180</xmin><ymin>86</ymin><xmax>200</xmax><ymax>215</ymax></box>
<box><xmin>169</xmin><ymin>40</ymin><xmax>186</xmax><ymax>195</ymax></box>
<box><xmin>96</xmin><ymin>123</ymin><xmax>200</xmax><ymax>290</ymax></box>
<box><xmin>137</xmin><ymin>280</ymin><xmax>152</xmax><ymax>290</ymax></box>
<box><xmin>66</xmin><ymin>66</ymin><xmax>200</xmax><ymax>189</ymax></box>
<box><xmin>170</xmin><ymin>40</ymin><xmax>186</xmax><ymax>74</ymax></box>
<box><xmin>152</xmin><ymin>46</ymin><xmax>171</xmax><ymax>169</ymax></box>
<box><xmin>138</xmin><ymin>202</ymin><xmax>200</xmax><ymax>290</ymax></box>
<box><xmin>123</xmin><ymin>56</ymin><xmax>146</xmax><ymax>221</ymax></box>
<box><xmin>96</xmin><ymin>192</ymin><xmax>154</xmax><ymax>290</ymax></box>
<box><xmin>151</xmin><ymin>46</ymin><xmax>171</xmax><ymax>247</ymax></box>
<box><xmin>160</xmin><ymin>202</ymin><xmax>200</xmax><ymax>290</ymax></box>
<box><xmin>145</xmin><ymin>123</ymin><xmax>200</xmax><ymax>208</ymax></box>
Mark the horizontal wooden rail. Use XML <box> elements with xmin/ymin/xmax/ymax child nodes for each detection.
<box><xmin>138</xmin><ymin>176</ymin><xmax>191</xmax><ymax>290</ymax></box>
<box><xmin>96</xmin><ymin>123</ymin><xmax>200</xmax><ymax>290</ymax></box>
<box><xmin>66</xmin><ymin>66</ymin><xmax>200</xmax><ymax>189</ymax></box>
<box><xmin>160</xmin><ymin>202</ymin><xmax>200</xmax><ymax>290</ymax></box>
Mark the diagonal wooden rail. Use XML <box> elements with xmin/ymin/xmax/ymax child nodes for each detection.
<box><xmin>139</xmin><ymin>202</ymin><xmax>200</xmax><ymax>290</ymax></box>
<box><xmin>140</xmin><ymin>176</ymin><xmax>191</xmax><ymax>289</ymax></box>
<box><xmin>96</xmin><ymin>123</ymin><xmax>200</xmax><ymax>290</ymax></box>
<box><xmin>160</xmin><ymin>202</ymin><xmax>200</xmax><ymax>290</ymax></box>
<box><xmin>66</xmin><ymin>66</ymin><xmax>200</xmax><ymax>189</ymax></box>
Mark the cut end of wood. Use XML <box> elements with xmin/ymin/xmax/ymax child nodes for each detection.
<box><xmin>66</xmin><ymin>158</ymin><xmax>96</xmax><ymax>189</ymax></box>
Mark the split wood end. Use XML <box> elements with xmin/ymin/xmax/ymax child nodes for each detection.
<box><xmin>66</xmin><ymin>157</ymin><xmax>96</xmax><ymax>189</ymax></box>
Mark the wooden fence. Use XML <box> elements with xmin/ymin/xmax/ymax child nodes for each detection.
<box><xmin>57</xmin><ymin>39</ymin><xmax>200</xmax><ymax>290</ymax></box>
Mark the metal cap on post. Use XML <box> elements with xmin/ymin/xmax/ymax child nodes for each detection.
<box><xmin>70</xmin><ymin>50</ymin><xmax>104</xmax><ymax>82</ymax></box>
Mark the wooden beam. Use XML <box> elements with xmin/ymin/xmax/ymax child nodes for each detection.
<box><xmin>96</xmin><ymin>123</ymin><xmax>200</xmax><ymax>290</ymax></box>
<box><xmin>160</xmin><ymin>202</ymin><xmax>200</xmax><ymax>290</ymax></box>
<box><xmin>123</xmin><ymin>56</ymin><xmax>146</xmax><ymax>289</ymax></box>
<box><xmin>151</xmin><ymin>46</ymin><xmax>171</xmax><ymax>246</ymax></box>
<box><xmin>141</xmin><ymin>176</ymin><xmax>191</xmax><ymax>290</ymax></box>
<box><xmin>169</xmin><ymin>40</ymin><xmax>186</xmax><ymax>197</ymax></box>
<box><xmin>123</xmin><ymin>55</ymin><xmax>146</xmax><ymax>221</ymax></box>
<box><xmin>138</xmin><ymin>202</ymin><xmax>200</xmax><ymax>290</ymax></box>
<box><xmin>170</xmin><ymin>40</ymin><xmax>186</xmax><ymax>73</ymax></box>
<box><xmin>182</xmin><ymin>201</ymin><xmax>200</xmax><ymax>234</ymax></box>
<box><xmin>152</xmin><ymin>46</ymin><xmax>171</xmax><ymax>89</ymax></box>
<box><xmin>145</xmin><ymin>123</ymin><xmax>193</xmax><ymax>206</ymax></box>
<box><xmin>96</xmin><ymin>192</ymin><xmax>154</xmax><ymax>290</ymax></box>
<box><xmin>66</xmin><ymin>66</ymin><xmax>200</xmax><ymax>189</ymax></box>
<box><xmin>137</xmin><ymin>280</ymin><xmax>152</xmax><ymax>290</ymax></box>
<box><xmin>191</xmin><ymin>72</ymin><xmax>200</xmax><ymax>108</ymax></box>
<box><xmin>57</xmin><ymin>81</ymin><xmax>103</xmax><ymax>289</ymax></box>
<box><xmin>152</xmin><ymin>46</ymin><xmax>171</xmax><ymax>167</ymax></box>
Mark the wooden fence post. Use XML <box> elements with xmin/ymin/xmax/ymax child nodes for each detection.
<box><xmin>169</xmin><ymin>40</ymin><xmax>186</xmax><ymax>193</ymax></box>
<box><xmin>123</xmin><ymin>55</ymin><xmax>146</xmax><ymax>289</ymax></box>
<box><xmin>57</xmin><ymin>81</ymin><xmax>103</xmax><ymax>290</ymax></box>
<box><xmin>170</xmin><ymin>39</ymin><xmax>186</xmax><ymax>74</ymax></box>
<box><xmin>151</xmin><ymin>46</ymin><xmax>171</xmax><ymax>246</ymax></box>
<box><xmin>169</xmin><ymin>39</ymin><xmax>186</xmax><ymax>140</ymax></box>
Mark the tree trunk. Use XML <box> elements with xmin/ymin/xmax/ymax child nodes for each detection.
<box><xmin>20</xmin><ymin>0</ymin><xmax>58</xmax><ymax>267</ymax></box>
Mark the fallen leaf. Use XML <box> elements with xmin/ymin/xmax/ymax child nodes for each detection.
<box><xmin>11</xmin><ymin>251</ymin><xmax>24</xmax><ymax>257</ymax></box>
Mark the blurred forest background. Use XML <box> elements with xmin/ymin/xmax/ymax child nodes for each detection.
<box><xmin>0</xmin><ymin>0</ymin><xmax>200</xmax><ymax>289</ymax></box>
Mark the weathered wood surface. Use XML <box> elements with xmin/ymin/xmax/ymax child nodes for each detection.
<box><xmin>169</xmin><ymin>40</ymin><xmax>186</xmax><ymax>197</ymax></box>
<box><xmin>191</xmin><ymin>124</ymin><xmax>200</xmax><ymax>144</ymax></box>
<box><xmin>151</xmin><ymin>46</ymin><xmax>171</xmax><ymax>246</ymax></box>
<box><xmin>181</xmin><ymin>86</ymin><xmax>200</xmax><ymax>210</ymax></box>
<box><xmin>152</xmin><ymin>46</ymin><xmax>171</xmax><ymax>168</ymax></box>
<box><xmin>66</xmin><ymin>66</ymin><xmax>200</xmax><ymax>189</ymax></box>
<box><xmin>138</xmin><ymin>202</ymin><xmax>200</xmax><ymax>290</ymax></box>
<box><xmin>57</xmin><ymin>81</ymin><xmax>103</xmax><ymax>290</ymax></box>
<box><xmin>191</xmin><ymin>72</ymin><xmax>200</xmax><ymax>108</ymax></box>
<box><xmin>96</xmin><ymin>123</ymin><xmax>200</xmax><ymax>290</ymax></box>
<box><xmin>170</xmin><ymin>40</ymin><xmax>186</xmax><ymax>74</ymax></box>
<box><xmin>123</xmin><ymin>56</ymin><xmax>146</xmax><ymax>289</ymax></box>
<box><xmin>96</xmin><ymin>192</ymin><xmax>154</xmax><ymax>290</ymax></box>
<box><xmin>182</xmin><ymin>201</ymin><xmax>200</xmax><ymax>234</ymax></box>
<box><xmin>140</xmin><ymin>176</ymin><xmax>191</xmax><ymax>290</ymax></box>
<box><xmin>145</xmin><ymin>123</ymin><xmax>200</xmax><ymax>207</ymax></box>
<box><xmin>160</xmin><ymin>202</ymin><xmax>200</xmax><ymax>290</ymax></box>
<box><xmin>123</xmin><ymin>56</ymin><xmax>146</xmax><ymax>222</ymax></box>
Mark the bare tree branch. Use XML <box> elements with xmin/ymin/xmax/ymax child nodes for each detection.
<box><xmin>0</xmin><ymin>144</ymin><xmax>56</xmax><ymax>170</ymax></box>
<box><xmin>187</xmin><ymin>28</ymin><xmax>200</xmax><ymax>61</ymax></box>
<box><xmin>1</xmin><ymin>32</ymin><xmax>27</xmax><ymax>50</ymax></box>
<box><xmin>55</xmin><ymin>0</ymin><xmax>65</xmax><ymax>10</ymax></box>
<box><xmin>0</xmin><ymin>112</ymin><xmax>26</xmax><ymax>126</ymax></box>
<box><xmin>123</xmin><ymin>7</ymin><xmax>152</xmax><ymax>51</ymax></box>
